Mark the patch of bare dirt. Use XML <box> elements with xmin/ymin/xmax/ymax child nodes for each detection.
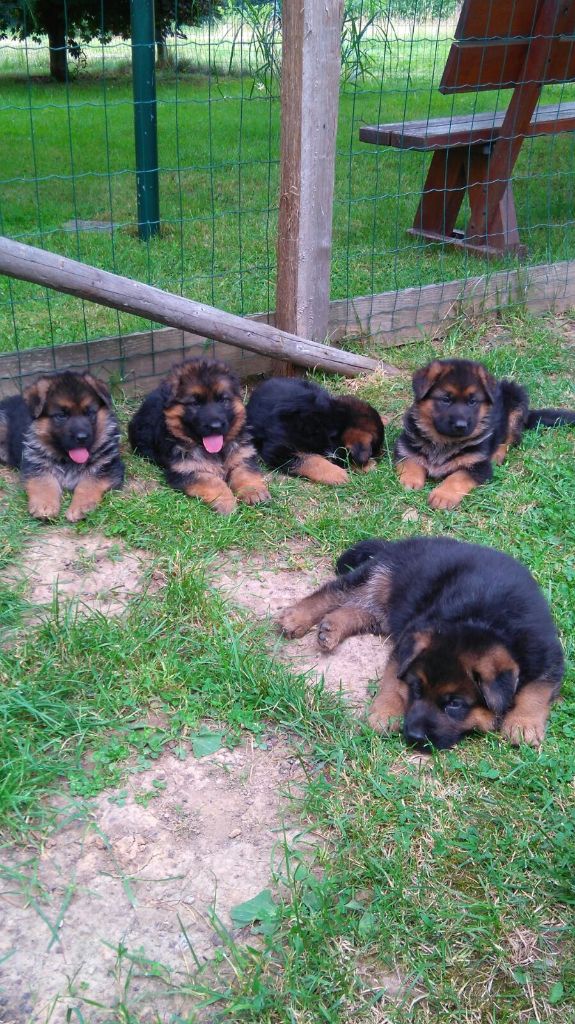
<box><xmin>214</xmin><ymin>546</ymin><xmax>391</xmax><ymax>711</ymax></box>
<box><xmin>1</xmin><ymin>529</ymin><xmax>159</xmax><ymax>617</ymax></box>
<box><xmin>0</xmin><ymin>735</ymin><xmax>309</xmax><ymax>1023</ymax></box>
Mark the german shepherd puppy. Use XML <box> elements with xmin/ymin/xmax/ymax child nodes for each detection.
<box><xmin>395</xmin><ymin>358</ymin><xmax>575</xmax><ymax>508</ymax></box>
<box><xmin>128</xmin><ymin>358</ymin><xmax>270</xmax><ymax>515</ymax></box>
<box><xmin>246</xmin><ymin>377</ymin><xmax>384</xmax><ymax>485</ymax></box>
<box><xmin>0</xmin><ymin>371</ymin><xmax>124</xmax><ymax>521</ymax></box>
<box><xmin>278</xmin><ymin>536</ymin><xmax>564</xmax><ymax>750</ymax></box>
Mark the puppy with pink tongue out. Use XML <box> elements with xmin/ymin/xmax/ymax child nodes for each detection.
<box><xmin>128</xmin><ymin>358</ymin><xmax>270</xmax><ymax>515</ymax></box>
<box><xmin>0</xmin><ymin>370</ymin><xmax>124</xmax><ymax>521</ymax></box>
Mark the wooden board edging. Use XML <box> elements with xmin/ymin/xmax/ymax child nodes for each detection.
<box><xmin>1</xmin><ymin>259</ymin><xmax>573</xmax><ymax>397</ymax></box>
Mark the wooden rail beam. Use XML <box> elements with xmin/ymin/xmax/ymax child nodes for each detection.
<box><xmin>0</xmin><ymin>237</ymin><xmax>399</xmax><ymax>378</ymax></box>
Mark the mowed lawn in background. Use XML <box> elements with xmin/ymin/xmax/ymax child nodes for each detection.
<box><xmin>1</xmin><ymin>31</ymin><xmax>575</xmax><ymax>351</ymax></box>
<box><xmin>0</xmin><ymin>316</ymin><xmax>574</xmax><ymax>1022</ymax></box>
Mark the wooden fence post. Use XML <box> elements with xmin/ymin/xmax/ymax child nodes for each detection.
<box><xmin>276</xmin><ymin>0</ymin><xmax>344</xmax><ymax>360</ymax></box>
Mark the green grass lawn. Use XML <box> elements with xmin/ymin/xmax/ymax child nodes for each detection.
<box><xmin>0</xmin><ymin>312</ymin><xmax>574</xmax><ymax>1021</ymax></box>
<box><xmin>1</xmin><ymin>27</ymin><xmax>575</xmax><ymax>355</ymax></box>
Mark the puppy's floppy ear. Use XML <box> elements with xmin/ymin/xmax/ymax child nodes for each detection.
<box><xmin>396</xmin><ymin>630</ymin><xmax>433</xmax><ymax>678</ymax></box>
<box><xmin>412</xmin><ymin>361</ymin><xmax>445</xmax><ymax>401</ymax></box>
<box><xmin>468</xmin><ymin>645</ymin><xmax>519</xmax><ymax>715</ymax></box>
<box><xmin>23</xmin><ymin>377</ymin><xmax>52</xmax><ymax>418</ymax></box>
<box><xmin>476</xmin><ymin>365</ymin><xmax>497</xmax><ymax>403</ymax></box>
<box><xmin>82</xmin><ymin>373</ymin><xmax>112</xmax><ymax>408</ymax></box>
<box><xmin>159</xmin><ymin>377</ymin><xmax>178</xmax><ymax>407</ymax></box>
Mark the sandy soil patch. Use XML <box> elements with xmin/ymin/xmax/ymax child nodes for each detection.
<box><xmin>213</xmin><ymin>546</ymin><xmax>391</xmax><ymax>711</ymax></box>
<box><xmin>1</xmin><ymin>529</ymin><xmax>158</xmax><ymax>617</ymax></box>
<box><xmin>0</xmin><ymin>734</ymin><xmax>309</xmax><ymax>1023</ymax></box>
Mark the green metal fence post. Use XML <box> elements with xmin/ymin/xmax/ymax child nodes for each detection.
<box><xmin>130</xmin><ymin>0</ymin><xmax>160</xmax><ymax>240</ymax></box>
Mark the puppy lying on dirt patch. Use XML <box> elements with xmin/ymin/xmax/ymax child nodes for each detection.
<box><xmin>129</xmin><ymin>358</ymin><xmax>270</xmax><ymax>515</ymax></box>
<box><xmin>278</xmin><ymin>536</ymin><xmax>564</xmax><ymax>749</ymax></box>
<box><xmin>395</xmin><ymin>358</ymin><xmax>575</xmax><ymax>509</ymax></box>
<box><xmin>0</xmin><ymin>371</ymin><xmax>124</xmax><ymax>521</ymax></box>
<box><xmin>246</xmin><ymin>377</ymin><xmax>384</xmax><ymax>485</ymax></box>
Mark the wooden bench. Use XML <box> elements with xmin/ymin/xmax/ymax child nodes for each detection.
<box><xmin>360</xmin><ymin>0</ymin><xmax>575</xmax><ymax>257</ymax></box>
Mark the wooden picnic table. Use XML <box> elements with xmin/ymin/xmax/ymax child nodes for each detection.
<box><xmin>360</xmin><ymin>0</ymin><xmax>575</xmax><ymax>257</ymax></box>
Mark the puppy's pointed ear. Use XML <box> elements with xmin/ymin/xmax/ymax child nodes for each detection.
<box><xmin>23</xmin><ymin>377</ymin><xmax>52</xmax><ymax>418</ymax></box>
<box><xmin>412</xmin><ymin>361</ymin><xmax>445</xmax><ymax>401</ymax></box>
<box><xmin>83</xmin><ymin>373</ymin><xmax>112</xmax><ymax>408</ymax></box>
<box><xmin>397</xmin><ymin>630</ymin><xmax>433</xmax><ymax>678</ymax></box>
<box><xmin>468</xmin><ymin>645</ymin><xmax>519</xmax><ymax>715</ymax></box>
<box><xmin>477</xmin><ymin>365</ymin><xmax>497</xmax><ymax>403</ymax></box>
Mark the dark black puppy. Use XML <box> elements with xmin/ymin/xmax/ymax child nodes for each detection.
<box><xmin>279</xmin><ymin>536</ymin><xmax>564</xmax><ymax>750</ymax></box>
<box><xmin>0</xmin><ymin>371</ymin><xmax>124</xmax><ymax>521</ymax></box>
<box><xmin>246</xmin><ymin>377</ymin><xmax>384</xmax><ymax>485</ymax></box>
<box><xmin>128</xmin><ymin>358</ymin><xmax>269</xmax><ymax>515</ymax></box>
<box><xmin>395</xmin><ymin>358</ymin><xmax>575</xmax><ymax>509</ymax></box>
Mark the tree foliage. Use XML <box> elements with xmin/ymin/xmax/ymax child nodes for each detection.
<box><xmin>0</xmin><ymin>0</ymin><xmax>220</xmax><ymax>80</ymax></box>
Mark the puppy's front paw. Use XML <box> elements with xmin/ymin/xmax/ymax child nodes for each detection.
<box><xmin>238</xmin><ymin>484</ymin><xmax>271</xmax><ymax>505</ymax></box>
<box><xmin>317</xmin><ymin>617</ymin><xmax>342</xmax><ymax>652</ymax></box>
<box><xmin>367</xmin><ymin>707</ymin><xmax>403</xmax><ymax>735</ymax></box>
<box><xmin>211</xmin><ymin>494</ymin><xmax>237</xmax><ymax>515</ymax></box>
<box><xmin>29</xmin><ymin>500</ymin><xmax>61</xmax><ymax>521</ymax></box>
<box><xmin>66</xmin><ymin>501</ymin><xmax>97</xmax><ymax>523</ymax></box>
<box><xmin>398</xmin><ymin>462</ymin><xmax>426</xmax><ymax>491</ymax></box>
<box><xmin>428</xmin><ymin>483</ymin><xmax>464</xmax><ymax>510</ymax></box>
<box><xmin>278</xmin><ymin>606</ymin><xmax>312</xmax><ymax>639</ymax></box>
<box><xmin>500</xmin><ymin>712</ymin><xmax>546</xmax><ymax>748</ymax></box>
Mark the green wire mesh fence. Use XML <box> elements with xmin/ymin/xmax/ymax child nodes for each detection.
<box><xmin>1</xmin><ymin>0</ymin><xmax>574</xmax><ymax>388</ymax></box>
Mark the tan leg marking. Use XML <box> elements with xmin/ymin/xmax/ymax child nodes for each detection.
<box><xmin>185</xmin><ymin>476</ymin><xmax>237</xmax><ymax>515</ymax></box>
<box><xmin>317</xmin><ymin>606</ymin><xmax>378</xmax><ymax>652</ymax></box>
<box><xmin>292</xmin><ymin>454</ymin><xmax>349</xmax><ymax>486</ymax></box>
<box><xmin>368</xmin><ymin>659</ymin><xmax>409</xmax><ymax>734</ymax></box>
<box><xmin>66</xmin><ymin>477</ymin><xmax>113</xmax><ymax>522</ymax></box>
<box><xmin>397</xmin><ymin>459</ymin><xmax>426</xmax><ymax>491</ymax></box>
<box><xmin>500</xmin><ymin>681</ymin><xmax>557</xmax><ymax>748</ymax></box>
<box><xmin>228</xmin><ymin>466</ymin><xmax>270</xmax><ymax>505</ymax></box>
<box><xmin>26</xmin><ymin>475</ymin><xmax>62</xmax><ymax>520</ymax></box>
<box><xmin>278</xmin><ymin>586</ymin><xmax>344</xmax><ymax>639</ymax></box>
<box><xmin>492</xmin><ymin>443</ymin><xmax>509</xmax><ymax>467</ymax></box>
<box><xmin>428</xmin><ymin>470</ymin><xmax>477</xmax><ymax>510</ymax></box>
<box><xmin>463</xmin><ymin>706</ymin><xmax>496</xmax><ymax>735</ymax></box>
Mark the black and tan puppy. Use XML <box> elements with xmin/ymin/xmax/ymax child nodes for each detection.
<box><xmin>128</xmin><ymin>358</ymin><xmax>270</xmax><ymax>515</ymax></box>
<box><xmin>0</xmin><ymin>371</ymin><xmax>124</xmax><ymax>522</ymax></box>
<box><xmin>395</xmin><ymin>358</ymin><xmax>575</xmax><ymax>509</ymax></box>
<box><xmin>246</xmin><ymin>377</ymin><xmax>384</xmax><ymax>485</ymax></box>
<box><xmin>278</xmin><ymin>536</ymin><xmax>564</xmax><ymax>749</ymax></box>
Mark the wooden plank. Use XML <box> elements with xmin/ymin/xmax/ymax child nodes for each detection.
<box><xmin>326</xmin><ymin>260</ymin><xmax>575</xmax><ymax>346</ymax></box>
<box><xmin>452</xmin><ymin>0</ymin><xmax>542</xmax><ymax>41</ymax></box>
<box><xmin>440</xmin><ymin>39</ymin><xmax>575</xmax><ymax>93</ymax></box>
<box><xmin>0</xmin><ymin>236</ymin><xmax>386</xmax><ymax>378</ymax></box>
<box><xmin>0</xmin><ymin>322</ymin><xmax>276</xmax><ymax>398</ymax></box>
<box><xmin>275</xmin><ymin>0</ymin><xmax>344</xmax><ymax>346</ymax></box>
<box><xmin>359</xmin><ymin>102</ymin><xmax>575</xmax><ymax>150</ymax></box>
<box><xmin>441</xmin><ymin>0</ymin><xmax>575</xmax><ymax>92</ymax></box>
<box><xmin>3</xmin><ymin>262</ymin><xmax>573</xmax><ymax>399</ymax></box>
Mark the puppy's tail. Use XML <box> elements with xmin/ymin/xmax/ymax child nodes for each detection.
<box><xmin>336</xmin><ymin>539</ymin><xmax>391</xmax><ymax>576</ymax></box>
<box><xmin>525</xmin><ymin>407</ymin><xmax>575</xmax><ymax>429</ymax></box>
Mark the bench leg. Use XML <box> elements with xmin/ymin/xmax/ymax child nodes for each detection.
<box><xmin>408</xmin><ymin>146</ymin><xmax>526</xmax><ymax>258</ymax></box>
<box><xmin>465</xmin><ymin>149</ymin><xmax>525</xmax><ymax>255</ymax></box>
<box><xmin>409</xmin><ymin>149</ymin><xmax>467</xmax><ymax>241</ymax></box>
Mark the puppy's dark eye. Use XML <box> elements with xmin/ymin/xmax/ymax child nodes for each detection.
<box><xmin>439</xmin><ymin>395</ymin><xmax>453</xmax><ymax>405</ymax></box>
<box><xmin>218</xmin><ymin>394</ymin><xmax>231</xmax><ymax>404</ymax></box>
<box><xmin>52</xmin><ymin>410</ymin><xmax>69</xmax><ymax>421</ymax></box>
<box><xmin>466</xmin><ymin>396</ymin><xmax>478</xmax><ymax>406</ymax></box>
<box><xmin>442</xmin><ymin>695</ymin><xmax>467</xmax><ymax>716</ymax></box>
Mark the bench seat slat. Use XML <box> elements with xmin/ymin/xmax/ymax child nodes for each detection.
<box><xmin>359</xmin><ymin>102</ymin><xmax>575</xmax><ymax>150</ymax></box>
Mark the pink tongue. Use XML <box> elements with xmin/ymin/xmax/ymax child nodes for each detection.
<box><xmin>202</xmin><ymin>435</ymin><xmax>224</xmax><ymax>454</ymax></box>
<box><xmin>68</xmin><ymin>448</ymin><xmax>90</xmax><ymax>464</ymax></box>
